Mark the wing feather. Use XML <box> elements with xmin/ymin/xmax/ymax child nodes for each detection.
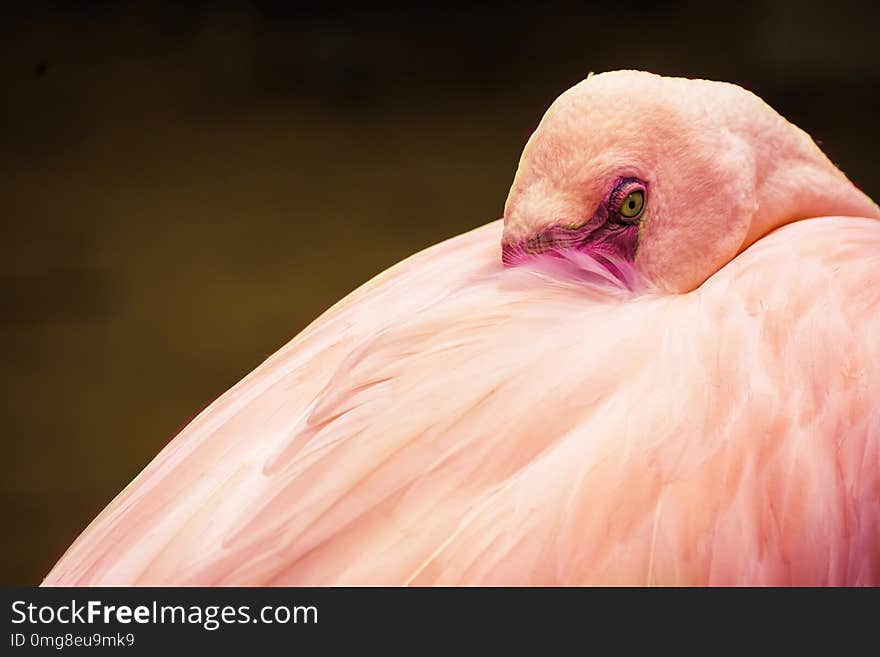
<box><xmin>43</xmin><ymin>218</ymin><xmax>880</xmax><ymax>585</ymax></box>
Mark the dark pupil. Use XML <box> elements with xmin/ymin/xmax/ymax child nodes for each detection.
<box><xmin>628</xmin><ymin>200</ymin><xmax>635</xmax><ymax>209</ymax></box>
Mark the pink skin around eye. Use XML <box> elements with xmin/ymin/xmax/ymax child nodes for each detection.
<box><xmin>501</xmin><ymin>178</ymin><xmax>645</xmax><ymax>283</ymax></box>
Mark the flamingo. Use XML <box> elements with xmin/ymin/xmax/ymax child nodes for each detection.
<box><xmin>44</xmin><ymin>70</ymin><xmax>880</xmax><ymax>586</ymax></box>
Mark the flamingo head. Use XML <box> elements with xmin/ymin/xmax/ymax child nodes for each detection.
<box><xmin>501</xmin><ymin>70</ymin><xmax>879</xmax><ymax>293</ymax></box>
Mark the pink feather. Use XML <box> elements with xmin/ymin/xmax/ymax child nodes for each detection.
<box><xmin>43</xmin><ymin>217</ymin><xmax>880</xmax><ymax>585</ymax></box>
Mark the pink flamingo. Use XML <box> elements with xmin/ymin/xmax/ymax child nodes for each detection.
<box><xmin>44</xmin><ymin>71</ymin><xmax>880</xmax><ymax>586</ymax></box>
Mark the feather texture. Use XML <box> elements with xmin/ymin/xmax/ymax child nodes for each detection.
<box><xmin>43</xmin><ymin>217</ymin><xmax>880</xmax><ymax>586</ymax></box>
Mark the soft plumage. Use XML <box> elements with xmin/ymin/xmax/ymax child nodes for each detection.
<box><xmin>44</xmin><ymin>71</ymin><xmax>880</xmax><ymax>586</ymax></box>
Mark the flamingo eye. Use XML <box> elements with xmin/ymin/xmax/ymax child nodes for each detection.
<box><xmin>619</xmin><ymin>190</ymin><xmax>644</xmax><ymax>219</ymax></box>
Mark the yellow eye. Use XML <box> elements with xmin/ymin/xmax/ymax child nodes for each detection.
<box><xmin>619</xmin><ymin>190</ymin><xmax>644</xmax><ymax>219</ymax></box>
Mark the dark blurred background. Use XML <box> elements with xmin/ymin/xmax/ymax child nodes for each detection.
<box><xmin>1</xmin><ymin>0</ymin><xmax>877</xmax><ymax>585</ymax></box>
